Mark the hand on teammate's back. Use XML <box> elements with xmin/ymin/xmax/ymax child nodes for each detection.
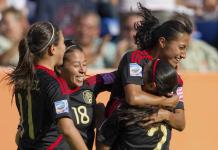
<box><xmin>138</xmin><ymin>109</ymin><xmax>171</xmax><ymax>127</ymax></box>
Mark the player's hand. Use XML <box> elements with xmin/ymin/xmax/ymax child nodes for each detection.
<box><xmin>161</xmin><ymin>95</ymin><xmax>179</xmax><ymax>108</ymax></box>
<box><xmin>138</xmin><ymin>109</ymin><xmax>171</xmax><ymax>127</ymax></box>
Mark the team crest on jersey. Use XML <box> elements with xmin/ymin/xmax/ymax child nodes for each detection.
<box><xmin>54</xmin><ymin>100</ymin><xmax>69</xmax><ymax>114</ymax></box>
<box><xmin>129</xmin><ymin>63</ymin><xmax>142</xmax><ymax>77</ymax></box>
<box><xmin>83</xmin><ymin>90</ymin><xmax>93</xmax><ymax>104</ymax></box>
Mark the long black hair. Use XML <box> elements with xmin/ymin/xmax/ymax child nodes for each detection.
<box><xmin>117</xmin><ymin>59</ymin><xmax>178</xmax><ymax>127</ymax></box>
<box><xmin>8</xmin><ymin>22</ymin><xmax>60</xmax><ymax>92</ymax></box>
<box><xmin>135</xmin><ymin>3</ymin><xmax>193</xmax><ymax>50</ymax></box>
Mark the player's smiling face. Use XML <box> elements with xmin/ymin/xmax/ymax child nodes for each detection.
<box><xmin>61</xmin><ymin>50</ymin><xmax>87</xmax><ymax>88</ymax></box>
<box><xmin>159</xmin><ymin>33</ymin><xmax>190</xmax><ymax>68</ymax></box>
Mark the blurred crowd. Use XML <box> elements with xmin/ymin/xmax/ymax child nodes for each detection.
<box><xmin>0</xmin><ymin>0</ymin><xmax>218</xmax><ymax>72</ymax></box>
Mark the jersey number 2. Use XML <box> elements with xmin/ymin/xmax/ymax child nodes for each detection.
<box><xmin>147</xmin><ymin>124</ymin><xmax>167</xmax><ymax>150</ymax></box>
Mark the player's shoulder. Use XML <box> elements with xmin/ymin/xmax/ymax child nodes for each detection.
<box><xmin>124</xmin><ymin>49</ymin><xmax>153</xmax><ymax>64</ymax></box>
<box><xmin>84</xmin><ymin>75</ymin><xmax>102</xmax><ymax>87</ymax></box>
<box><xmin>85</xmin><ymin>73</ymin><xmax>115</xmax><ymax>86</ymax></box>
<box><xmin>36</xmin><ymin>69</ymin><xmax>59</xmax><ymax>87</ymax></box>
<box><xmin>35</xmin><ymin>66</ymin><xmax>57</xmax><ymax>83</ymax></box>
<box><xmin>36</xmin><ymin>69</ymin><xmax>72</xmax><ymax>95</ymax></box>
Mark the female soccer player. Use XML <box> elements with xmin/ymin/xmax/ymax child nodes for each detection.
<box><xmin>106</xmin><ymin>3</ymin><xmax>192</xmax><ymax>131</ymax></box>
<box><xmin>56</xmin><ymin>40</ymin><xmax>116</xmax><ymax>149</ymax></box>
<box><xmin>98</xmin><ymin>59</ymin><xmax>179</xmax><ymax>149</ymax></box>
<box><xmin>103</xmin><ymin>3</ymin><xmax>192</xmax><ymax>149</ymax></box>
<box><xmin>9</xmin><ymin>22</ymin><xmax>87</xmax><ymax>149</ymax></box>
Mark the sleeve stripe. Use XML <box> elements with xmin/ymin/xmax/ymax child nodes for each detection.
<box><xmin>102</xmin><ymin>73</ymin><xmax>116</xmax><ymax>85</ymax></box>
<box><xmin>177</xmin><ymin>87</ymin><xmax>184</xmax><ymax>102</ymax></box>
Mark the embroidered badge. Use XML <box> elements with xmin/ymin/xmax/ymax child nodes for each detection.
<box><xmin>83</xmin><ymin>90</ymin><xmax>93</xmax><ymax>104</ymax></box>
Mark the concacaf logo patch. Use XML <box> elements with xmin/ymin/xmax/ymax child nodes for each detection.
<box><xmin>54</xmin><ymin>100</ymin><xmax>69</xmax><ymax>114</ymax></box>
<box><xmin>83</xmin><ymin>90</ymin><xmax>93</xmax><ymax>104</ymax></box>
<box><xmin>129</xmin><ymin>63</ymin><xmax>142</xmax><ymax>77</ymax></box>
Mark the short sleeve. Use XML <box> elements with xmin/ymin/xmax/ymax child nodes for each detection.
<box><xmin>97</xmin><ymin>112</ymin><xmax>119</xmax><ymax>147</ymax></box>
<box><xmin>86</xmin><ymin>71</ymin><xmax>116</xmax><ymax>95</ymax></box>
<box><xmin>118</xmin><ymin>52</ymin><xmax>144</xmax><ymax>86</ymax></box>
<box><xmin>47</xmin><ymin>80</ymin><xmax>72</xmax><ymax>120</ymax></box>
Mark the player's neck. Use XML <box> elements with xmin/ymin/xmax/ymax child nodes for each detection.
<box><xmin>36</xmin><ymin>59</ymin><xmax>55</xmax><ymax>71</ymax></box>
<box><xmin>149</xmin><ymin>47</ymin><xmax>160</xmax><ymax>59</ymax></box>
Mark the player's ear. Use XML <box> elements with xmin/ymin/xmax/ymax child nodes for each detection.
<box><xmin>150</xmin><ymin>82</ymin><xmax>157</xmax><ymax>90</ymax></box>
<box><xmin>159</xmin><ymin>37</ymin><xmax>166</xmax><ymax>49</ymax></box>
<box><xmin>48</xmin><ymin>45</ymin><xmax>55</xmax><ymax>55</ymax></box>
<box><xmin>144</xmin><ymin>82</ymin><xmax>156</xmax><ymax>92</ymax></box>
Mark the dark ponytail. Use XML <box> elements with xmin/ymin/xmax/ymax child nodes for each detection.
<box><xmin>8</xmin><ymin>39</ymin><xmax>35</xmax><ymax>90</ymax></box>
<box><xmin>8</xmin><ymin>21</ymin><xmax>60</xmax><ymax>92</ymax></box>
<box><xmin>134</xmin><ymin>3</ymin><xmax>159</xmax><ymax>50</ymax></box>
<box><xmin>134</xmin><ymin>3</ymin><xmax>193</xmax><ymax>50</ymax></box>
